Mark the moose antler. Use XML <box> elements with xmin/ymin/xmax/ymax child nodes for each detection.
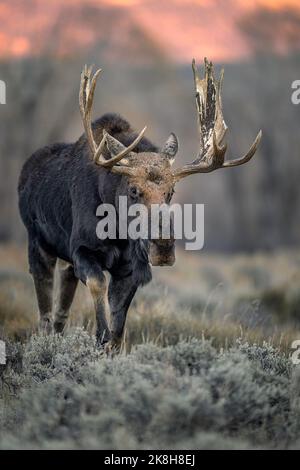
<box><xmin>172</xmin><ymin>58</ymin><xmax>262</xmax><ymax>180</ymax></box>
<box><xmin>79</xmin><ymin>65</ymin><xmax>146</xmax><ymax>172</ymax></box>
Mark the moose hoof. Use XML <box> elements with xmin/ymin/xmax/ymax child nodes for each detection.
<box><xmin>39</xmin><ymin>318</ymin><xmax>53</xmax><ymax>335</ymax></box>
<box><xmin>106</xmin><ymin>336</ymin><xmax>124</xmax><ymax>355</ymax></box>
<box><xmin>103</xmin><ymin>340</ymin><xmax>121</xmax><ymax>356</ymax></box>
<box><xmin>96</xmin><ymin>334</ymin><xmax>111</xmax><ymax>350</ymax></box>
<box><xmin>53</xmin><ymin>322</ymin><xmax>65</xmax><ymax>334</ymax></box>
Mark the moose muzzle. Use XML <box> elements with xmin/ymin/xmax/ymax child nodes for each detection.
<box><xmin>149</xmin><ymin>239</ymin><xmax>175</xmax><ymax>266</ymax></box>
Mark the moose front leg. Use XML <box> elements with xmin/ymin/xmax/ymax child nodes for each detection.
<box><xmin>108</xmin><ymin>275</ymin><xmax>137</xmax><ymax>350</ymax></box>
<box><xmin>87</xmin><ymin>275</ymin><xmax>111</xmax><ymax>345</ymax></box>
<box><xmin>73</xmin><ymin>248</ymin><xmax>111</xmax><ymax>346</ymax></box>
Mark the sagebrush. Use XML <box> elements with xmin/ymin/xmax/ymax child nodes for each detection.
<box><xmin>1</xmin><ymin>328</ymin><xmax>300</xmax><ymax>449</ymax></box>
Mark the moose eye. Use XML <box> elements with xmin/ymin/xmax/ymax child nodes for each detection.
<box><xmin>129</xmin><ymin>186</ymin><xmax>139</xmax><ymax>199</ymax></box>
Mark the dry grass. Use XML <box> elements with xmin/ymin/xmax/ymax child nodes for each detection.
<box><xmin>1</xmin><ymin>244</ymin><xmax>300</xmax><ymax>354</ymax></box>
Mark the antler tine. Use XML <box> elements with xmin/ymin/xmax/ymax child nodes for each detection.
<box><xmin>222</xmin><ymin>130</ymin><xmax>262</xmax><ymax>168</ymax></box>
<box><xmin>173</xmin><ymin>58</ymin><xmax>262</xmax><ymax>180</ymax></box>
<box><xmin>79</xmin><ymin>65</ymin><xmax>103</xmax><ymax>155</ymax></box>
<box><xmin>97</xmin><ymin>127</ymin><xmax>147</xmax><ymax>167</ymax></box>
<box><xmin>79</xmin><ymin>64</ymin><xmax>146</xmax><ymax>173</ymax></box>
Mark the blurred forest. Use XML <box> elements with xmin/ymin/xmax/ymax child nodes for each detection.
<box><xmin>0</xmin><ymin>4</ymin><xmax>299</xmax><ymax>251</ymax></box>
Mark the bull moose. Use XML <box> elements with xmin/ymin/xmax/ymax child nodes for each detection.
<box><xmin>18</xmin><ymin>59</ymin><xmax>262</xmax><ymax>350</ymax></box>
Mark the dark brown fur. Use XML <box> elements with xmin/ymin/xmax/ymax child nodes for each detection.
<box><xmin>18</xmin><ymin>113</ymin><xmax>176</xmax><ymax>347</ymax></box>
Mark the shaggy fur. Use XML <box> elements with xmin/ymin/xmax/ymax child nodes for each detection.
<box><xmin>18</xmin><ymin>113</ymin><xmax>169</xmax><ymax>344</ymax></box>
<box><xmin>18</xmin><ymin>113</ymin><xmax>158</xmax><ymax>285</ymax></box>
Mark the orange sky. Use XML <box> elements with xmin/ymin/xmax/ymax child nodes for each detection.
<box><xmin>0</xmin><ymin>0</ymin><xmax>299</xmax><ymax>62</ymax></box>
<box><xmin>100</xmin><ymin>0</ymin><xmax>299</xmax><ymax>6</ymax></box>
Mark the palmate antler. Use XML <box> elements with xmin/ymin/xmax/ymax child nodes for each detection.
<box><xmin>172</xmin><ymin>58</ymin><xmax>262</xmax><ymax>180</ymax></box>
<box><xmin>79</xmin><ymin>65</ymin><xmax>146</xmax><ymax>175</ymax></box>
<box><xmin>79</xmin><ymin>60</ymin><xmax>261</xmax><ymax>180</ymax></box>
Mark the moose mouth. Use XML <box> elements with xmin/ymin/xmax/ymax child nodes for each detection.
<box><xmin>149</xmin><ymin>241</ymin><xmax>175</xmax><ymax>267</ymax></box>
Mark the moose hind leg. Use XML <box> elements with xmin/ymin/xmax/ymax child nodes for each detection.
<box><xmin>28</xmin><ymin>239</ymin><xmax>56</xmax><ymax>334</ymax></box>
<box><xmin>53</xmin><ymin>259</ymin><xmax>78</xmax><ymax>333</ymax></box>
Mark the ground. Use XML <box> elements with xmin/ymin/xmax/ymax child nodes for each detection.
<box><xmin>1</xmin><ymin>244</ymin><xmax>300</xmax><ymax>449</ymax></box>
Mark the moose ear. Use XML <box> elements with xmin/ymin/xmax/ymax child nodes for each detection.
<box><xmin>105</xmin><ymin>132</ymin><xmax>127</xmax><ymax>157</ymax></box>
<box><xmin>161</xmin><ymin>133</ymin><xmax>179</xmax><ymax>163</ymax></box>
<box><xmin>102</xmin><ymin>131</ymin><xmax>132</xmax><ymax>165</ymax></box>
